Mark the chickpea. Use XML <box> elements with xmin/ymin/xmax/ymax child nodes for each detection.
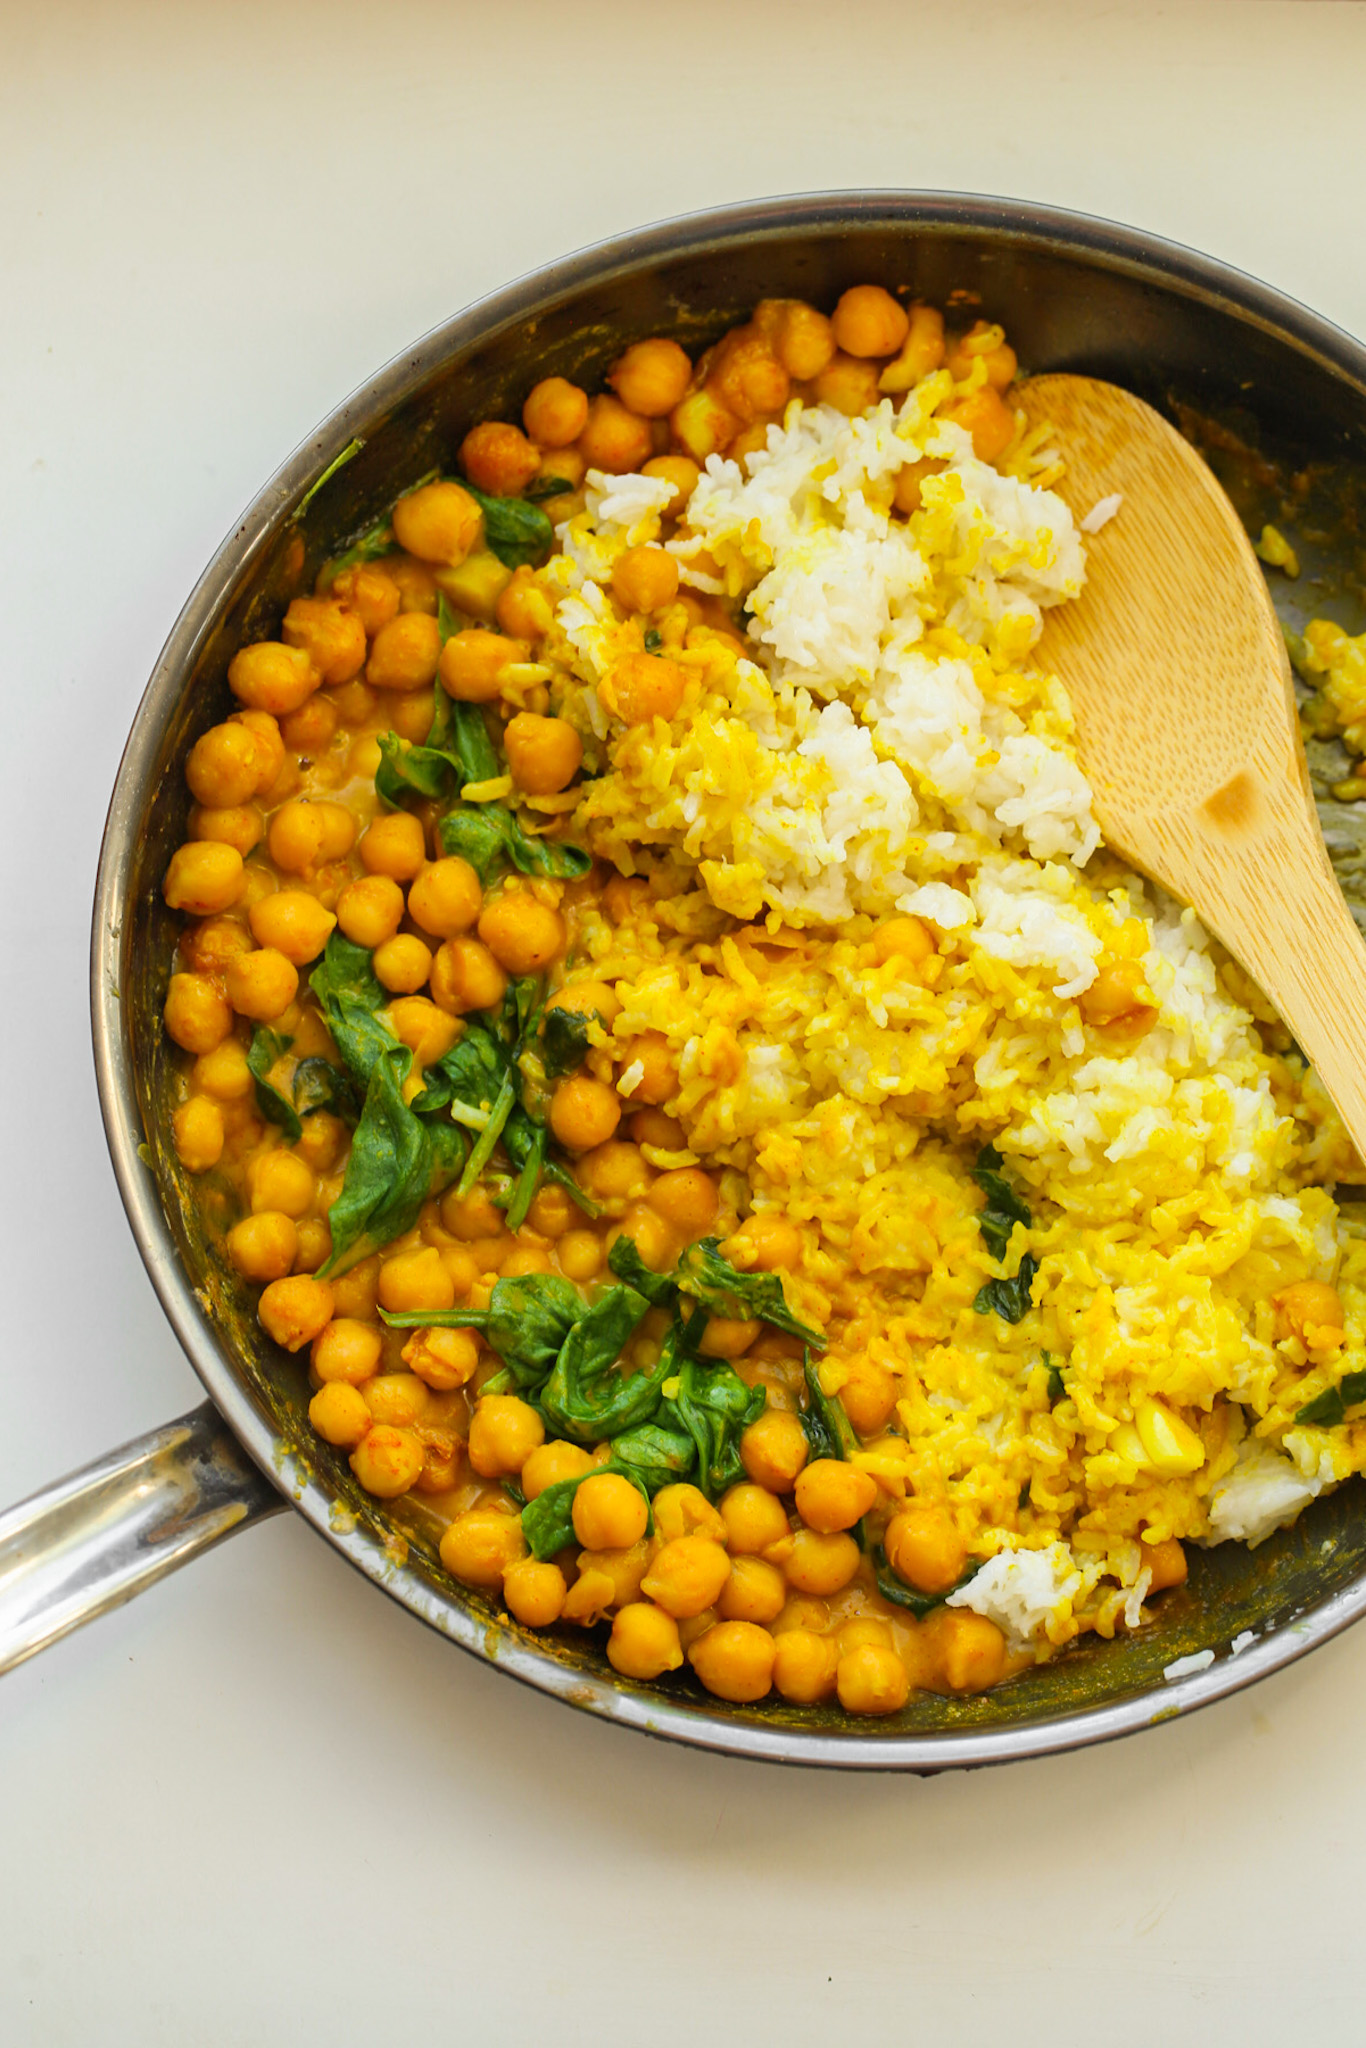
<box><xmin>758</xmin><ymin>298</ymin><xmax>836</xmax><ymax>381</ymax></box>
<box><xmin>295</xmin><ymin>1112</ymin><xmax>344</xmax><ymax>1172</ymax></box>
<box><xmin>377</xmin><ymin>1247</ymin><xmax>455</xmax><ymax>1315</ymax></box>
<box><xmin>945</xmin><ymin>319</ymin><xmax>1018</xmax><ymax>391</ymax></box>
<box><xmin>651</xmin><ymin>1483</ymin><xmax>728</xmax><ymax>1545</ymax></box>
<box><xmin>669</xmin><ymin>387</ymin><xmax>740</xmax><ymax>464</ymax></box>
<box><xmin>292</xmin><ymin>1219</ymin><xmax>333</xmax><ymax>1273</ymax></box>
<box><xmin>627</xmin><ymin>1107</ymin><xmax>685</xmax><ymax>1151</ymax></box>
<box><xmin>572</xmin><ymin>392</ymin><xmax>652</xmax><ymax>474</ymax></box>
<box><xmin>399</xmin><ymin>1325</ymin><xmax>478</xmax><ymax>1391</ymax></box>
<box><xmin>188</xmin><ymin>803</ymin><xmax>264</xmax><ymax>858</ymax></box>
<box><xmin>1274</xmin><ymin>1279</ymin><xmax>1346</xmax><ymax>1348</ymax></box>
<box><xmin>441</xmin><ymin>1187</ymin><xmax>504</xmax><ymax>1240</ymax></box>
<box><xmin>772</xmin><ymin>1629</ymin><xmax>838</xmax><ymax>1704</ymax></box>
<box><xmin>226</xmin><ymin>1211</ymin><xmax>298</xmax><ymax>1283</ymax></box>
<box><xmin>494</xmin><ymin>567</ymin><xmax>554</xmax><ymax>643</ymax></box>
<box><xmin>359</xmin><ymin>810</ymin><xmax>427</xmax><ymax>881</ymax></box>
<box><xmin>640</xmin><ymin>1535</ymin><xmax>731</xmax><ymax>1619</ymax></box>
<box><xmin>837</xmin><ymin>1643</ymin><xmax>909</xmax><ymax>1716</ymax></box>
<box><xmin>367</xmin><ymin>612</ymin><xmax>442</xmax><ymax>692</ymax></box>
<box><xmin>719</xmin><ymin>1482</ymin><xmax>791</xmax><ymax>1556</ymax></box>
<box><xmin>248</xmin><ymin>889</ymin><xmax>336</xmax><ymax>965</ymax></box>
<box><xmin>362</xmin><ymin>1373</ymin><xmax>431</xmax><ymax>1429</ymax></box>
<box><xmin>603</xmin><ymin>651</ymin><xmax>687</xmax><ymax>726</ymax></box>
<box><xmin>600</xmin><ymin>1599</ymin><xmax>682</xmax><ymax>1678</ymax></box>
<box><xmin>386</xmin><ymin>555</ymin><xmax>439</xmax><ymax>614</ymax></box>
<box><xmin>438</xmin><ymin>630</ymin><xmax>523</xmax><ymax>705</ymax></box>
<box><xmin>414</xmin><ymin>1427</ymin><xmax>462</xmax><ymax>1494</ymax></box>
<box><xmin>173</xmin><ymin>1095</ymin><xmax>224</xmax><ymax>1173</ymax></box>
<box><xmin>647</xmin><ymin>1166</ymin><xmax>716</xmax><ymax>1237</ymax></box>
<box><xmin>926</xmin><ymin>1609</ymin><xmax>1008</xmax><ymax>1693</ymax></box>
<box><xmin>439</xmin><ymin>1244</ymin><xmax>481</xmax><ymax>1296</ymax></box>
<box><xmin>524</xmin><ymin>1184</ymin><xmax>574</xmax><ymax>1239</ymax></box>
<box><xmin>281</xmin><ymin>596</ymin><xmax>367</xmax><ymax>686</ymax></box>
<box><xmin>1145</xmin><ymin>1537</ymin><xmax>1189</xmax><ymax>1591</ymax></box>
<box><xmin>740</xmin><ymin>1410</ymin><xmax>808</xmax><ymax>1493</ymax></box>
<box><xmin>687</xmin><ymin>1621</ymin><xmax>775</xmax><ymax>1704</ymax></box>
<box><xmin>308</xmin><ymin>1381</ymin><xmax>372</xmax><ymax>1449</ymax></box>
<box><xmin>503</xmin><ymin>1558</ymin><xmax>567</xmax><ymax>1628</ymax></box>
<box><xmin>329</xmin><ymin>874</ymin><xmax>401</xmax><ymax>951</ymax></box>
<box><xmin>716</xmin><ymin>1555</ymin><xmax>786</xmax><ymax>1626</ymax></box>
<box><xmin>520</xmin><ymin>1440</ymin><xmax>593</xmax><ymax>1502</ymax></box>
<box><xmin>831</xmin><ymin>284</ymin><xmax>908</xmax><ymax>359</ymax></box>
<box><xmin>1078</xmin><ymin>959</ymin><xmax>1158</xmax><ymax>1033</ymax></box>
<box><xmin>330</xmin><ymin>1258</ymin><xmax>379</xmax><ymax>1321</ymax></box>
<box><xmin>620</xmin><ymin>1033</ymin><xmax>676</xmax><ymax>1109</ymax></box>
<box><xmin>610</xmin><ymin>1206</ymin><xmax>674</xmax><ymax>1272</ymax></box>
<box><xmin>373</xmin><ymin>933</ymin><xmax>433</xmax><ymax>994</ymax></box>
<box><xmin>192</xmin><ymin>1039</ymin><xmax>253</xmax><ymax>1101</ymax></box>
<box><xmin>944</xmin><ymin>384</ymin><xmax>1016</xmax><ymax>464</ymax></box>
<box><xmin>249</xmin><ymin>1150</ymin><xmax>315</xmax><ymax>1219</ymax></box>
<box><xmin>698</xmin><ymin>1323</ymin><xmax>760</xmax><ymax>1366</ymax></box>
<box><xmin>884</xmin><ymin>1504</ymin><xmax>967</xmax><ymax>1595</ymax></box>
<box><xmin>331</xmin><ymin>563</ymin><xmax>401</xmax><ymax>636</ymax></box>
<box><xmin>558</xmin><ymin>1229</ymin><xmax>604</xmax><ymax>1282</ymax></box>
<box><xmin>641</xmin><ymin>454</ymin><xmax>700</xmax><ymax>517</ymax></box>
<box><xmin>458</xmin><ymin>419</ymin><xmax>537</xmax><ymax>496</ymax></box>
<box><xmin>387</xmin><ymin>688</ymin><xmax>435</xmax><ymax>743</ymax></box>
<box><xmin>503</xmin><ymin>1247</ymin><xmax>554</xmax><ymax>1279</ymax></box>
<box><xmin>794</xmin><ymin>1458</ymin><xmax>878</xmax><ymax>1535</ymax></box>
<box><xmin>228</xmin><ymin>641</ymin><xmax>318</xmax><ymax>716</ymax></box>
<box><xmin>523</xmin><ymin>376</ymin><xmax>589</xmax><ymax>449</ymax></box>
<box><xmin>478</xmin><ymin>891</ymin><xmax>565</xmax><ymax>975</ymax></box>
<box><xmin>605</xmin><ymin>337</ymin><xmax>689</xmax><ymax>419</ymax></box>
<box><xmin>878</xmin><ymin>301</ymin><xmax>947</xmax><ymax>393</ymax></box>
<box><xmin>350</xmin><ymin>1423</ymin><xmax>424</xmax><ymax>1499</ymax></box>
<box><xmin>709</xmin><ymin>324</ymin><xmax>790</xmax><ymax>425</ymax></box>
<box><xmin>312</xmin><ymin>1318</ymin><xmax>384</xmax><ymax>1385</ymax></box>
<box><xmin>164</xmin><ymin>973</ymin><xmax>233</xmax><ymax>1054</ymax></box>
<box><xmin>468</xmin><ymin>1394</ymin><xmax>545</xmax><ymax>1478</ymax></box>
<box><xmin>727</xmin><ymin>1211</ymin><xmax>802</xmax><ymax>1273</ymax></box>
<box><xmin>231</xmin><ymin>709</ymin><xmax>287</xmax><ymax>792</ymax></box>
<box><xmin>572</xmin><ymin>1472</ymin><xmax>648</xmax><ymax>1550</ymax></box>
<box><xmin>839</xmin><ymin>1357</ymin><xmax>897</xmax><ymax>1437</ymax></box>
<box><xmin>812</xmin><ymin>352</ymin><xmax>881</xmax><ymax>417</ymax></box>
<box><xmin>408</xmin><ymin>857</ymin><xmax>483</xmax><ymax>939</ymax></box>
<box><xmin>163</xmin><ymin>841</ymin><xmax>245</xmax><ymax>917</ymax></box>
<box><xmin>550</xmin><ymin>1075</ymin><xmax>621</xmax><ymax>1152</ymax></box>
<box><xmin>266</xmin><ymin>800</ymin><xmax>327</xmax><ymax>875</ymax></box>
<box><xmin>440</xmin><ymin>1507</ymin><xmax>527</xmax><ymax>1587</ymax></box>
<box><xmin>386</xmin><ymin>994</ymin><xmax>459</xmax><ymax>1067</ymax></box>
<box><xmin>430</xmin><ymin>936</ymin><xmax>507</xmax><ymax>1016</ymax></box>
<box><xmin>187</xmin><ymin>722</ymin><xmax>267</xmax><ymax>808</ymax></box>
<box><xmin>783</xmin><ymin>1527</ymin><xmax>860</xmax><ymax>1596</ymax></box>
<box><xmin>258</xmin><ymin>1274</ymin><xmax>334</xmax><ymax>1352</ymax></box>
<box><xmin>611</xmin><ymin>545</ymin><xmax>681</xmax><ymax>617</ymax></box>
<box><xmin>225</xmin><ymin>947</ymin><xmax>298</xmax><ymax>1022</ymax></box>
<box><xmin>391</xmin><ymin>480</ymin><xmax>482</xmax><ymax>567</ymax></box>
<box><xmin>501</xmin><ymin>712</ymin><xmax>581</xmax><ymax>797</ymax></box>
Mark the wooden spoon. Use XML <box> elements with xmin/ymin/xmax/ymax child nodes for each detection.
<box><xmin>1017</xmin><ymin>373</ymin><xmax>1366</xmax><ymax>1154</ymax></box>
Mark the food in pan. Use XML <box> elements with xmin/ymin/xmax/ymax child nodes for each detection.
<box><xmin>159</xmin><ymin>284</ymin><xmax>1366</xmax><ymax>1715</ymax></box>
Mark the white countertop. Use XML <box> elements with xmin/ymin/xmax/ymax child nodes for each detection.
<box><xmin>5</xmin><ymin>3</ymin><xmax>1366</xmax><ymax>2039</ymax></box>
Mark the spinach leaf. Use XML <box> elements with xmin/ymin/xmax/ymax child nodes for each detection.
<box><xmin>606</xmin><ymin>1234</ymin><xmax>679</xmax><ymax>1308</ymax></box>
<box><xmin>873</xmin><ymin>1546</ymin><xmax>984</xmax><ymax>1618</ymax></box>
<box><xmin>542</xmin><ymin>1004</ymin><xmax>595</xmax><ymax>1079</ymax></box>
<box><xmin>539</xmin><ymin>1285</ymin><xmax>657</xmax><ymax>1444</ymax></box>
<box><xmin>374</xmin><ymin>731</ymin><xmax>454</xmax><ymax>808</ymax></box>
<box><xmin>517</xmin><ymin>1424</ymin><xmax>696</xmax><ymax>1560</ymax></box>
<box><xmin>523</xmin><ymin>474</ymin><xmax>573</xmax><ymax>504</ymax></box>
<box><xmin>292</xmin><ymin>1055</ymin><xmax>362</xmax><ymax>1125</ymax></box>
<box><xmin>674</xmin><ymin>1238</ymin><xmax>826</xmax><ymax>1349</ymax></box>
<box><xmin>309</xmin><ymin>935</ymin><xmax>397</xmax><ymax>1084</ymax></box>
<box><xmin>519</xmin><ymin>1475</ymin><xmax>587</xmax><ymax>1559</ymax></box>
<box><xmin>456</xmin><ymin>1070</ymin><xmax>518</xmax><ymax>1197</ymax></box>
<box><xmin>382</xmin><ymin>1272</ymin><xmax>585</xmax><ymax>1392</ymax></box>
<box><xmin>665</xmin><ymin>1355</ymin><xmax>765</xmax><ymax>1498</ymax></box>
<box><xmin>971</xmin><ymin>1144</ymin><xmax>1032</xmax><ymax>1262</ymax></box>
<box><xmin>1295</xmin><ymin>1368</ymin><xmax>1366</xmax><ymax>1428</ymax></box>
<box><xmin>411</xmin><ymin>1021</ymin><xmax>507</xmax><ymax>1119</ymax></box>
<box><xmin>246</xmin><ymin>1028</ymin><xmax>302</xmax><ymax>1144</ymax></box>
<box><xmin>321</xmin><ymin>1046</ymin><xmax>431</xmax><ymax>1275</ymax></box>
<box><xmin>323</xmin><ymin>513</ymin><xmax>393</xmax><ymax>582</ymax></box>
<box><xmin>429</xmin><ymin>690</ymin><xmax>501</xmax><ymax>787</ymax></box>
<box><xmin>800</xmin><ymin>1355</ymin><xmax>858</xmax><ymax>1461</ymax></box>
<box><xmin>1018</xmin><ymin>1481</ymin><xmax>1031</xmax><ymax>1511</ymax></box>
<box><xmin>463</xmin><ymin>482</ymin><xmax>555</xmax><ymax>570</ymax></box>
<box><xmin>437</xmin><ymin>802</ymin><xmax>591</xmax><ymax>883</ymax></box>
<box><xmin>643</xmin><ymin>628</ymin><xmax>663</xmax><ymax>652</ymax></box>
<box><xmin>1044</xmin><ymin>1353</ymin><xmax>1066</xmax><ymax>1405</ymax></box>
<box><xmin>974</xmin><ymin>1252</ymin><xmax>1040</xmax><ymax>1325</ymax></box>
<box><xmin>374</xmin><ymin>693</ymin><xmax>501</xmax><ymax>811</ymax></box>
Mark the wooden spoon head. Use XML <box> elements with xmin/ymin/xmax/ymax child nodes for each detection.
<box><xmin>1017</xmin><ymin>374</ymin><xmax>1308</xmax><ymax>905</ymax></box>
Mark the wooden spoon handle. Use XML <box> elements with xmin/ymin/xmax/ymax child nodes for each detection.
<box><xmin>1196</xmin><ymin>793</ymin><xmax>1366</xmax><ymax>1161</ymax></box>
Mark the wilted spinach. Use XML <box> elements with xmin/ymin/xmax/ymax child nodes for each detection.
<box><xmin>437</xmin><ymin>802</ymin><xmax>591</xmax><ymax>883</ymax></box>
<box><xmin>873</xmin><ymin>1546</ymin><xmax>984</xmax><ymax>1618</ymax></box>
<box><xmin>309</xmin><ymin>935</ymin><xmax>397</xmax><ymax>1084</ymax></box>
<box><xmin>539</xmin><ymin>1285</ymin><xmax>657</xmax><ymax>1443</ymax></box>
<box><xmin>322</xmin><ymin>511</ymin><xmax>393</xmax><ymax>583</ymax></box>
<box><xmin>1295</xmin><ymin>1368</ymin><xmax>1366</xmax><ymax>1428</ymax></box>
<box><xmin>320</xmin><ymin>1046</ymin><xmax>432</xmax><ymax>1275</ymax></box>
<box><xmin>246</xmin><ymin>1028</ymin><xmax>302</xmax><ymax>1144</ymax></box>
<box><xmin>674</xmin><ymin>1238</ymin><xmax>827</xmax><ymax>1349</ymax></box>
<box><xmin>292</xmin><ymin>1055</ymin><xmax>361</xmax><ymax>1125</ymax></box>
<box><xmin>518</xmin><ymin>1422</ymin><xmax>698</xmax><ymax>1559</ymax></box>
<box><xmin>800</xmin><ymin>1356</ymin><xmax>858</xmax><ymax>1462</ymax></box>
<box><xmin>972</xmin><ymin>1144</ymin><xmax>1032</xmax><ymax>1262</ymax></box>
<box><xmin>384</xmin><ymin>1272</ymin><xmax>585</xmax><ymax>1392</ymax></box>
<box><xmin>1044</xmin><ymin>1354</ymin><xmax>1066</xmax><ymax>1404</ymax></box>
<box><xmin>974</xmin><ymin>1252</ymin><xmax>1040</xmax><ymax>1325</ymax></box>
<box><xmin>541</xmin><ymin>1004</ymin><xmax>595</xmax><ymax>1079</ymax></box>
<box><xmin>522</xmin><ymin>474</ymin><xmax>574</xmax><ymax>504</ymax></box>
<box><xmin>464</xmin><ymin>482</ymin><xmax>555</xmax><ymax>570</ymax></box>
<box><xmin>606</xmin><ymin>1235</ymin><xmax>679</xmax><ymax>1309</ymax></box>
<box><xmin>665</xmin><ymin>1355</ymin><xmax>765</xmax><ymax>1498</ymax></box>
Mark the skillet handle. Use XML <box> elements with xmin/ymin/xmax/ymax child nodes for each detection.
<box><xmin>0</xmin><ymin>1402</ymin><xmax>285</xmax><ymax>1676</ymax></box>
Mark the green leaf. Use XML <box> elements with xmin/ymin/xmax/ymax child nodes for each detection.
<box><xmin>383</xmin><ymin>1272</ymin><xmax>585</xmax><ymax>1392</ymax></box>
<box><xmin>308</xmin><ymin>935</ymin><xmax>397</xmax><ymax>1084</ymax></box>
<box><xmin>542</xmin><ymin>1004</ymin><xmax>595</xmax><ymax>1079</ymax></box>
<box><xmin>971</xmin><ymin>1145</ymin><xmax>1032</xmax><ymax>1262</ymax></box>
<box><xmin>374</xmin><ymin>693</ymin><xmax>500</xmax><ymax>811</ymax></box>
<box><xmin>800</xmin><ymin>1356</ymin><xmax>858</xmax><ymax>1461</ymax></box>
<box><xmin>518</xmin><ymin>1423</ymin><xmax>696</xmax><ymax>1560</ymax></box>
<box><xmin>1044</xmin><ymin>1354</ymin><xmax>1066</xmax><ymax>1405</ymax></box>
<box><xmin>503</xmin><ymin>1119</ymin><xmax>547</xmax><ymax>1233</ymax></box>
<box><xmin>321</xmin><ymin>512</ymin><xmax>393</xmax><ymax>583</ymax></box>
<box><xmin>519</xmin><ymin>1475</ymin><xmax>586</xmax><ymax>1559</ymax></box>
<box><xmin>294</xmin><ymin>437</ymin><xmax>364</xmax><ymax>519</ymax></box>
<box><xmin>643</xmin><ymin>628</ymin><xmax>663</xmax><ymax>652</ymax></box>
<box><xmin>374</xmin><ymin>731</ymin><xmax>454</xmax><ymax>808</ymax></box>
<box><xmin>437</xmin><ymin>802</ymin><xmax>591</xmax><ymax>883</ymax></box>
<box><xmin>974</xmin><ymin>1252</ymin><xmax>1040</xmax><ymax>1325</ymax></box>
<box><xmin>674</xmin><ymin>1238</ymin><xmax>826</xmax><ymax>1349</ymax></box>
<box><xmin>463</xmin><ymin>482</ymin><xmax>555</xmax><ymax>570</ymax></box>
<box><xmin>523</xmin><ymin>475</ymin><xmax>573</xmax><ymax>504</ymax></box>
<box><xmin>665</xmin><ymin>1355</ymin><xmax>765</xmax><ymax>1499</ymax></box>
<box><xmin>606</xmin><ymin>1235</ymin><xmax>679</xmax><ymax>1309</ymax></box>
<box><xmin>246</xmin><ymin>1028</ymin><xmax>302</xmax><ymax>1144</ymax></box>
<box><xmin>1295</xmin><ymin>1367</ymin><xmax>1366</xmax><ymax>1428</ymax></box>
<box><xmin>320</xmin><ymin>1046</ymin><xmax>431</xmax><ymax>1275</ymax></box>
<box><xmin>873</xmin><ymin>1547</ymin><xmax>983</xmax><ymax>1618</ymax></box>
<box><xmin>292</xmin><ymin>1056</ymin><xmax>361</xmax><ymax>1125</ymax></box>
<box><xmin>456</xmin><ymin>1069</ymin><xmax>518</xmax><ymax>1197</ymax></box>
<box><xmin>539</xmin><ymin>1285</ymin><xmax>657</xmax><ymax>1444</ymax></box>
<box><xmin>437</xmin><ymin>592</ymin><xmax>462</xmax><ymax>645</ymax></box>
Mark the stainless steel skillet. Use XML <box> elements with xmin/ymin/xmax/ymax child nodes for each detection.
<box><xmin>5</xmin><ymin>191</ymin><xmax>1366</xmax><ymax>1770</ymax></box>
